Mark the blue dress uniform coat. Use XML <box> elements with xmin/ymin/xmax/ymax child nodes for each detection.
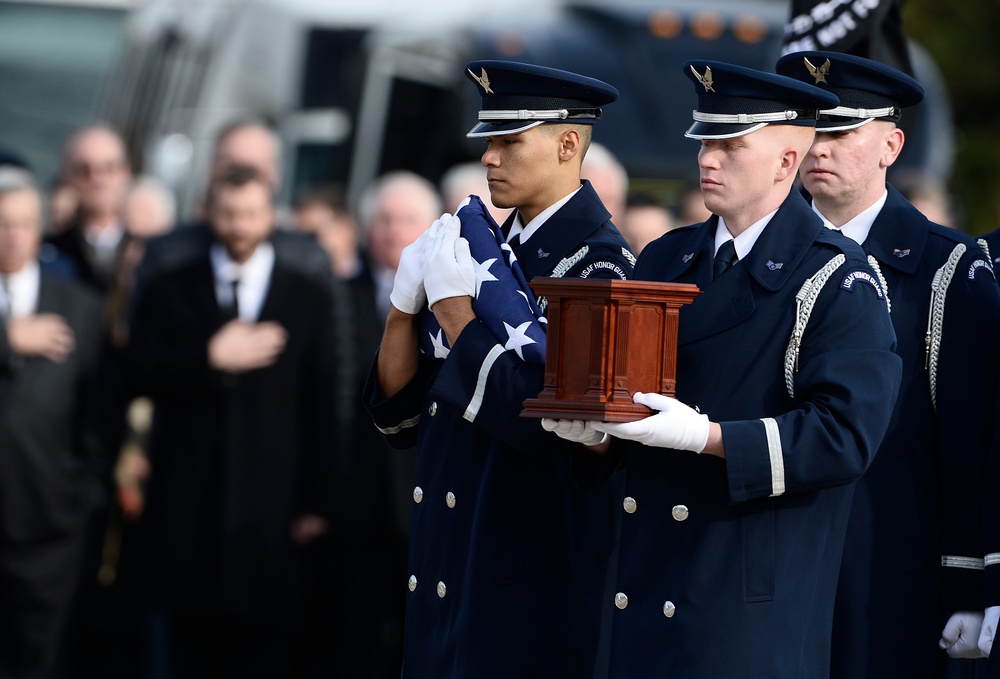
<box><xmin>828</xmin><ymin>187</ymin><xmax>1000</xmax><ymax>678</ymax></box>
<box><xmin>976</xmin><ymin>225</ymin><xmax>1000</xmax><ymax>678</ymax></box>
<box><xmin>594</xmin><ymin>190</ymin><xmax>901</xmax><ymax>678</ymax></box>
<box><xmin>364</xmin><ymin>181</ymin><xmax>633</xmax><ymax>678</ymax></box>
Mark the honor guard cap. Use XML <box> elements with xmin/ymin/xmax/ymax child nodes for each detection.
<box><xmin>683</xmin><ymin>60</ymin><xmax>840</xmax><ymax>140</ymax></box>
<box><xmin>775</xmin><ymin>51</ymin><xmax>925</xmax><ymax>132</ymax></box>
<box><xmin>464</xmin><ymin>60</ymin><xmax>619</xmax><ymax>138</ymax></box>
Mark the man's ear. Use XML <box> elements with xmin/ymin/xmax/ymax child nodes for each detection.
<box><xmin>559</xmin><ymin>129</ymin><xmax>582</xmax><ymax>163</ymax></box>
<box><xmin>880</xmin><ymin>127</ymin><xmax>905</xmax><ymax>170</ymax></box>
<box><xmin>775</xmin><ymin>146</ymin><xmax>801</xmax><ymax>183</ymax></box>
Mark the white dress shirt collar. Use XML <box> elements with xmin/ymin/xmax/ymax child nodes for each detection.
<box><xmin>507</xmin><ymin>185</ymin><xmax>583</xmax><ymax>244</ymax></box>
<box><xmin>210</xmin><ymin>241</ymin><xmax>275</xmax><ymax>322</ymax></box>
<box><xmin>715</xmin><ymin>208</ymin><xmax>776</xmax><ymax>260</ymax></box>
<box><xmin>812</xmin><ymin>189</ymin><xmax>888</xmax><ymax>246</ymax></box>
<box><xmin>1</xmin><ymin>260</ymin><xmax>40</xmax><ymax>318</ymax></box>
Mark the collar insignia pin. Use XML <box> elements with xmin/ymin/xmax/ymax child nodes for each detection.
<box><xmin>804</xmin><ymin>57</ymin><xmax>831</xmax><ymax>85</ymax></box>
<box><xmin>537</xmin><ymin>248</ymin><xmax>550</xmax><ymax>258</ymax></box>
<box><xmin>682</xmin><ymin>252</ymin><xmax>695</xmax><ymax>263</ymax></box>
<box><xmin>468</xmin><ymin>67</ymin><xmax>494</xmax><ymax>94</ymax></box>
<box><xmin>892</xmin><ymin>248</ymin><xmax>911</xmax><ymax>258</ymax></box>
<box><xmin>766</xmin><ymin>260</ymin><xmax>783</xmax><ymax>270</ymax></box>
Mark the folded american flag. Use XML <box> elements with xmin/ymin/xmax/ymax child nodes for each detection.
<box><xmin>418</xmin><ymin>195</ymin><xmax>547</xmax><ymax>364</ymax></box>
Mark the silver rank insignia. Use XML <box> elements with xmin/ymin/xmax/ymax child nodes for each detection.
<box><xmin>766</xmin><ymin>260</ymin><xmax>783</xmax><ymax>270</ymax></box>
<box><xmin>682</xmin><ymin>252</ymin><xmax>695</xmax><ymax>263</ymax></box>
<box><xmin>892</xmin><ymin>248</ymin><xmax>911</xmax><ymax>258</ymax></box>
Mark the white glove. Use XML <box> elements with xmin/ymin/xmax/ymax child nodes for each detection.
<box><xmin>541</xmin><ymin>418</ymin><xmax>608</xmax><ymax>447</ymax></box>
<box><xmin>592</xmin><ymin>392</ymin><xmax>710</xmax><ymax>453</ymax></box>
<box><xmin>979</xmin><ymin>606</ymin><xmax>1000</xmax><ymax>657</ymax></box>
<box><xmin>423</xmin><ymin>212</ymin><xmax>476</xmax><ymax>309</ymax></box>
<box><xmin>388</xmin><ymin>217</ymin><xmax>439</xmax><ymax>314</ymax></box>
<box><xmin>939</xmin><ymin>611</ymin><xmax>985</xmax><ymax>658</ymax></box>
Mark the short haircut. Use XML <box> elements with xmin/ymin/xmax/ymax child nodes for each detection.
<box><xmin>293</xmin><ymin>182</ymin><xmax>350</xmax><ymax>217</ymax></box>
<box><xmin>212</xmin><ymin>118</ymin><xmax>283</xmax><ymax>167</ymax></box>
<box><xmin>206</xmin><ymin>164</ymin><xmax>274</xmax><ymax>208</ymax></box>
<box><xmin>543</xmin><ymin>123</ymin><xmax>593</xmax><ymax>160</ymax></box>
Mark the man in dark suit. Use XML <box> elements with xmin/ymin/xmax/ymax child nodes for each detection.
<box><xmin>135</xmin><ymin>120</ymin><xmax>331</xmax><ymax>296</ymax></box>
<box><xmin>45</xmin><ymin>124</ymin><xmax>133</xmax><ymax>295</ymax></box>
<box><xmin>128</xmin><ymin>164</ymin><xmax>340</xmax><ymax>678</ymax></box>
<box><xmin>0</xmin><ymin>168</ymin><xmax>107</xmax><ymax>678</ymax></box>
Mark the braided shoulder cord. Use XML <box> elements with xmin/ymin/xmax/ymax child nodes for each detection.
<box><xmin>925</xmin><ymin>242</ymin><xmax>965</xmax><ymax>411</ymax></box>
<box><xmin>867</xmin><ymin>255</ymin><xmax>891</xmax><ymax>314</ymax></box>
<box><xmin>978</xmin><ymin>238</ymin><xmax>992</xmax><ymax>263</ymax></box>
<box><xmin>550</xmin><ymin>245</ymin><xmax>589</xmax><ymax>279</ymax></box>
<box><xmin>536</xmin><ymin>244</ymin><xmax>590</xmax><ymax>315</ymax></box>
<box><xmin>784</xmin><ymin>254</ymin><xmax>846</xmax><ymax>398</ymax></box>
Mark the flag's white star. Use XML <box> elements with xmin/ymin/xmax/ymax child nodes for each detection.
<box><xmin>504</xmin><ymin>320</ymin><xmax>536</xmax><ymax>360</ymax></box>
<box><xmin>429</xmin><ymin>328</ymin><xmax>450</xmax><ymax>359</ymax></box>
<box><xmin>473</xmin><ymin>256</ymin><xmax>499</xmax><ymax>297</ymax></box>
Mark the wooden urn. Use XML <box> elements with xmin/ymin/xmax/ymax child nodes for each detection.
<box><xmin>521</xmin><ymin>277</ymin><xmax>701</xmax><ymax>422</ymax></box>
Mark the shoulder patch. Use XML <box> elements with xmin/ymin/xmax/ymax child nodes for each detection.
<box><xmin>840</xmin><ymin>269</ymin><xmax>885</xmax><ymax>299</ymax></box>
<box><xmin>969</xmin><ymin>257</ymin><xmax>996</xmax><ymax>281</ymax></box>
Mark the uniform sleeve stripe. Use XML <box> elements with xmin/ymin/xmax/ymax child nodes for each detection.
<box><xmin>463</xmin><ymin>344</ymin><xmax>506</xmax><ymax>423</ymax></box>
<box><xmin>762</xmin><ymin>417</ymin><xmax>785</xmax><ymax>497</ymax></box>
<box><xmin>377</xmin><ymin>414</ymin><xmax>421</xmax><ymax>436</ymax></box>
<box><xmin>986</xmin><ymin>553</ymin><xmax>1000</xmax><ymax>567</ymax></box>
<box><xmin>941</xmin><ymin>555</ymin><xmax>985</xmax><ymax>570</ymax></box>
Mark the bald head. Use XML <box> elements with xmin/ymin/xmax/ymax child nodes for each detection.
<box><xmin>581</xmin><ymin>141</ymin><xmax>628</xmax><ymax>224</ymax></box>
<box><xmin>61</xmin><ymin>124</ymin><xmax>132</xmax><ymax>223</ymax></box>
<box><xmin>212</xmin><ymin>121</ymin><xmax>282</xmax><ymax>190</ymax></box>
<box><xmin>360</xmin><ymin>171</ymin><xmax>441</xmax><ymax>271</ymax></box>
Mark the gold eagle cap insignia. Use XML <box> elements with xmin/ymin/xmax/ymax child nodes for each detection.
<box><xmin>804</xmin><ymin>57</ymin><xmax>831</xmax><ymax>85</ymax></box>
<box><xmin>468</xmin><ymin>67</ymin><xmax>494</xmax><ymax>94</ymax></box>
<box><xmin>691</xmin><ymin>65</ymin><xmax>715</xmax><ymax>93</ymax></box>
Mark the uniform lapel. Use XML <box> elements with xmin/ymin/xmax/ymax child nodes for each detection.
<box><xmin>864</xmin><ymin>184</ymin><xmax>928</xmax><ymax>276</ymax></box>
<box><xmin>678</xmin><ymin>191</ymin><xmax>823</xmax><ymax>345</ymax></box>
<box><xmin>513</xmin><ymin>180</ymin><xmax>611</xmax><ymax>280</ymax></box>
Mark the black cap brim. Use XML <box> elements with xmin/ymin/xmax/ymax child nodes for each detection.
<box><xmin>815</xmin><ymin>116</ymin><xmax>880</xmax><ymax>132</ymax></box>
<box><xmin>684</xmin><ymin>121</ymin><xmax>768</xmax><ymax>140</ymax></box>
<box><xmin>466</xmin><ymin>120</ymin><xmax>547</xmax><ymax>138</ymax></box>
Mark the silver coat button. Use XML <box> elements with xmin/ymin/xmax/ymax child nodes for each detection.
<box><xmin>615</xmin><ymin>592</ymin><xmax>628</xmax><ymax>609</ymax></box>
<box><xmin>428</xmin><ymin>401</ymin><xmax>438</xmax><ymax>416</ymax></box>
<box><xmin>623</xmin><ymin>497</ymin><xmax>637</xmax><ymax>514</ymax></box>
<box><xmin>663</xmin><ymin>600</ymin><xmax>676</xmax><ymax>618</ymax></box>
<box><xmin>413</xmin><ymin>486</ymin><xmax>424</xmax><ymax>503</ymax></box>
<box><xmin>446</xmin><ymin>491</ymin><xmax>456</xmax><ymax>509</ymax></box>
<box><xmin>671</xmin><ymin>505</ymin><xmax>689</xmax><ymax>521</ymax></box>
<box><xmin>408</xmin><ymin>575</ymin><xmax>417</xmax><ymax>592</ymax></box>
<box><xmin>437</xmin><ymin>581</ymin><xmax>447</xmax><ymax>598</ymax></box>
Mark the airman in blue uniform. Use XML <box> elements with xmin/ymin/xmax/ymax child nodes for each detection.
<box><xmin>364</xmin><ymin>61</ymin><xmax>633</xmax><ymax>677</ymax></box>
<box><xmin>972</xmin><ymin>215</ymin><xmax>1000</xmax><ymax>675</ymax></box>
<box><xmin>547</xmin><ymin>60</ymin><xmax>902</xmax><ymax>677</ymax></box>
<box><xmin>778</xmin><ymin>51</ymin><xmax>1000</xmax><ymax>677</ymax></box>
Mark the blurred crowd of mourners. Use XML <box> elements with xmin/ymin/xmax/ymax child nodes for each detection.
<box><xmin>0</xmin><ymin>116</ymin><xmax>683</xmax><ymax>679</ymax></box>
